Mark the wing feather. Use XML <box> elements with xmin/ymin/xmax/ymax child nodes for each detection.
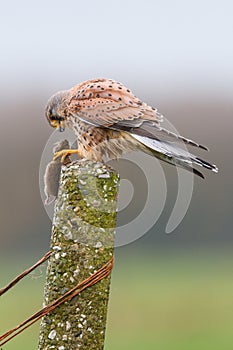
<box><xmin>67</xmin><ymin>78</ymin><xmax>162</xmax><ymax>127</ymax></box>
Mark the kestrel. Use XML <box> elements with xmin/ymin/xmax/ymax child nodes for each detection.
<box><xmin>45</xmin><ymin>78</ymin><xmax>218</xmax><ymax>178</ymax></box>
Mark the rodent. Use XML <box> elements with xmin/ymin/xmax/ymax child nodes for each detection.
<box><xmin>44</xmin><ymin>140</ymin><xmax>71</xmax><ymax>205</ymax></box>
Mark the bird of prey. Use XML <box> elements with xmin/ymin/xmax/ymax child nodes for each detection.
<box><xmin>45</xmin><ymin>78</ymin><xmax>218</xmax><ymax>178</ymax></box>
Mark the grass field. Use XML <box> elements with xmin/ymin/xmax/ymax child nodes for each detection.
<box><xmin>0</xmin><ymin>248</ymin><xmax>233</xmax><ymax>349</ymax></box>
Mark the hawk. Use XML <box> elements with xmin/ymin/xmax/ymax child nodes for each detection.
<box><xmin>45</xmin><ymin>78</ymin><xmax>218</xmax><ymax>178</ymax></box>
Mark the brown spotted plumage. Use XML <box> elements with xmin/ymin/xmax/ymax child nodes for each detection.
<box><xmin>45</xmin><ymin>78</ymin><xmax>218</xmax><ymax>177</ymax></box>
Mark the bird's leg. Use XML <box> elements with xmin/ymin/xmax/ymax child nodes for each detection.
<box><xmin>53</xmin><ymin>149</ymin><xmax>80</xmax><ymax>163</ymax></box>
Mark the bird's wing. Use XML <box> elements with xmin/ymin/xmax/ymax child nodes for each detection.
<box><xmin>67</xmin><ymin>78</ymin><xmax>207</xmax><ymax>151</ymax></box>
<box><xmin>67</xmin><ymin>78</ymin><xmax>163</xmax><ymax>127</ymax></box>
<box><xmin>112</xmin><ymin>122</ymin><xmax>209</xmax><ymax>150</ymax></box>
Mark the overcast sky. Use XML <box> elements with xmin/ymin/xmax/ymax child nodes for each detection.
<box><xmin>0</xmin><ymin>0</ymin><xmax>232</xmax><ymax>96</ymax></box>
<box><xmin>0</xmin><ymin>0</ymin><xmax>232</xmax><ymax>253</ymax></box>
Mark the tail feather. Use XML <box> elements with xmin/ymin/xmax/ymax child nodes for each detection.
<box><xmin>154</xmin><ymin>151</ymin><xmax>206</xmax><ymax>179</ymax></box>
<box><xmin>131</xmin><ymin>134</ymin><xmax>218</xmax><ymax>176</ymax></box>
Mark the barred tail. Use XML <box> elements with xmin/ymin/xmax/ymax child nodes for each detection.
<box><xmin>131</xmin><ymin>134</ymin><xmax>218</xmax><ymax>178</ymax></box>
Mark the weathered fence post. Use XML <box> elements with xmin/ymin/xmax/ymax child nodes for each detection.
<box><xmin>38</xmin><ymin>159</ymin><xmax>119</xmax><ymax>350</ymax></box>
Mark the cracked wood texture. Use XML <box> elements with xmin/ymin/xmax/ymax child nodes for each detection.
<box><xmin>38</xmin><ymin>160</ymin><xmax>119</xmax><ymax>350</ymax></box>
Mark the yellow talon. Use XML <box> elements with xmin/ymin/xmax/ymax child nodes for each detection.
<box><xmin>53</xmin><ymin>149</ymin><xmax>79</xmax><ymax>163</ymax></box>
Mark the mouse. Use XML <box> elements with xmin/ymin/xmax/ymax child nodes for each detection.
<box><xmin>44</xmin><ymin>139</ymin><xmax>71</xmax><ymax>205</ymax></box>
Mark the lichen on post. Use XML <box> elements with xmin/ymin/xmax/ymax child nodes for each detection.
<box><xmin>38</xmin><ymin>159</ymin><xmax>119</xmax><ymax>350</ymax></box>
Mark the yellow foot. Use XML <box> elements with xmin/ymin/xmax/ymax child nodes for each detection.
<box><xmin>53</xmin><ymin>149</ymin><xmax>80</xmax><ymax>162</ymax></box>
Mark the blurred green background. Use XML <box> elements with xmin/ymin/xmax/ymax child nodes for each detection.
<box><xmin>0</xmin><ymin>0</ymin><xmax>233</xmax><ymax>349</ymax></box>
<box><xmin>1</xmin><ymin>250</ymin><xmax>233</xmax><ymax>349</ymax></box>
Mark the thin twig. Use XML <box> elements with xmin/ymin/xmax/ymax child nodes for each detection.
<box><xmin>0</xmin><ymin>251</ymin><xmax>52</xmax><ymax>297</ymax></box>
<box><xmin>0</xmin><ymin>256</ymin><xmax>114</xmax><ymax>347</ymax></box>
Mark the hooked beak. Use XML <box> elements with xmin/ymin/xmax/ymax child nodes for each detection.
<box><xmin>58</xmin><ymin>121</ymin><xmax>65</xmax><ymax>132</ymax></box>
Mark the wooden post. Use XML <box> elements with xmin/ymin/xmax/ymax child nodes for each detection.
<box><xmin>38</xmin><ymin>160</ymin><xmax>119</xmax><ymax>350</ymax></box>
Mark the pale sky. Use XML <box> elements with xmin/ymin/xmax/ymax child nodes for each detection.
<box><xmin>0</xmin><ymin>0</ymin><xmax>232</xmax><ymax>96</ymax></box>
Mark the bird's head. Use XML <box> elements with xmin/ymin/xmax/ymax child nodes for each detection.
<box><xmin>45</xmin><ymin>90</ymin><xmax>69</xmax><ymax>132</ymax></box>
